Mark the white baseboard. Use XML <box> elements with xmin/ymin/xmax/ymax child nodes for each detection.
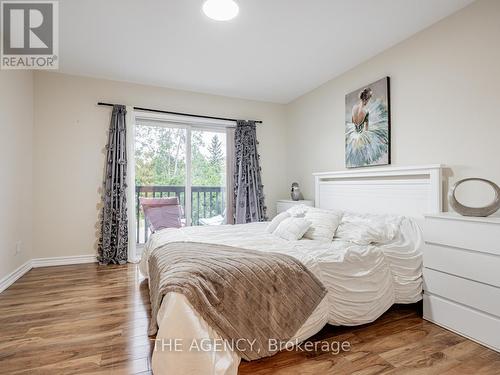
<box><xmin>31</xmin><ymin>254</ymin><xmax>97</xmax><ymax>268</ymax></box>
<box><xmin>0</xmin><ymin>254</ymin><xmax>97</xmax><ymax>293</ymax></box>
<box><xmin>0</xmin><ymin>260</ymin><xmax>32</xmax><ymax>293</ymax></box>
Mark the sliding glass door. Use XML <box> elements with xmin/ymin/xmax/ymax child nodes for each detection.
<box><xmin>134</xmin><ymin>117</ymin><xmax>229</xmax><ymax>244</ymax></box>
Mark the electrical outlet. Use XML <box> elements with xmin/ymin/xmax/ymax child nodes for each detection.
<box><xmin>15</xmin><ymin>241</ymin><xmax>22</xmax><ymax>255</ymax></box>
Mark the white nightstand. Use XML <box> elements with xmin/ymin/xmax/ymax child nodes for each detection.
<box><xmin>423</xmin><ymin>213</ymin><xmax>500</xmax><ymax>352</ymax></box>
<box><xmin>276</xmin><ymin>199</ymin><xmax>314</xmax><ymax>214</ymax></box>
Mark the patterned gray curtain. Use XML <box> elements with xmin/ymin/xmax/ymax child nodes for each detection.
<box><xmin>233</xmin><ymin>120</ymin><xmax>267</xmax><ymax>224</ymax></box>
<box><xmin>98</xmin><ymin>105</ymin><xmax>128</xmax><ymax>265</ymax></box>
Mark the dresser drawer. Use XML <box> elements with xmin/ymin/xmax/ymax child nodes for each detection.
<box><xmin>424</xmin><ymin>216</ymin><xmax>500</xmax><ymax>256</ymax></box>
<box><xmin>423</xmin><ymin>268</ymin><xmax>500</xmax><ymax>317</ymax></box>
<box><xmin>423</xmin><ymin>243</ymin><xmax>500</xmax><ymax>287</ymax></box>
<box><xmin>423</xmin><ymin>294</ymin><xmax>500</xmax><ymax>352</ymax></box>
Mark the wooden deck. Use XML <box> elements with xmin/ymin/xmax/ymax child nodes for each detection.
<box><xmin>0</xmin><ymin>263</ymin><xmax>498</xmax><ymax>374</ymax></box>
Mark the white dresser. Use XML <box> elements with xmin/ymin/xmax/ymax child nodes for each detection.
<box><xmin>423</xmin><ymin>213</ymin><xmax>500</xmax><ymax>352</ymax></box>
<box><xmin>276</xmin><ymin>199</ymin><xmax>314</xmax><ymax>214</ymax></box>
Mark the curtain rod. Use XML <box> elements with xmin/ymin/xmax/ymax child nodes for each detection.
<box><xmin>97</xmin><ymin>102</ymin><xmax>263</xmax><ymax>124</ymax></box>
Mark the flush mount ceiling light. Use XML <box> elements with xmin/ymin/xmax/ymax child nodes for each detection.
<box><xmin>203</xmin><ymin>0</ymin><xmax>239</xmax><ymax>21</ymax></box>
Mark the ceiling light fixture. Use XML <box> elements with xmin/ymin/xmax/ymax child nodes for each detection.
<box><xmin>203</xmin><ymin>0</ymin><xmax>239</xmax><ymax>21</ymax></box>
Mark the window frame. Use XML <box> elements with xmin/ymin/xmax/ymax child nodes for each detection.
<box><xmin>133</xmin><ymin>111</ymin><xmax>234</xmax><ymax>231</ymax></box>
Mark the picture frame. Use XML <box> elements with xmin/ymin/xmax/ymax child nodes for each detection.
<box><xmin>345</xmin><ymin>77</ymin><xmax>391</xmax><ymax>168</ymax></box>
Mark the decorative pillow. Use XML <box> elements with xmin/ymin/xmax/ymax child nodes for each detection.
<box><xmin>273</xmin><ymin>217</ymin><xmax>311</xmax><ymax>241</ymax></box>
<box><xmin>286</xmin><ymin>204</ymin><xmax>311</xmax><ymax>218</ymax></box>
<box><xmin>335</xmin><ymin>212</ymin><xmax>402</xmax><ymax>245</ymax></box>
<box><xmin>266</xmin><ymin>211</ymin><xmax>291</xmax><ymax>233</ymax></box>
<box><xmin>140</xmin><ymin>197</ymin><xmax>183</xmax><ymax>231</ymax></box>
<box><xmin>140</xmin><ymin>197</ymin><xmax>179</xmax><ymax>207</ymax></box>
<box><xmin>303</xmin><ymin>208</ymin><xmax>342</xmax><ymax>241</ymax></box>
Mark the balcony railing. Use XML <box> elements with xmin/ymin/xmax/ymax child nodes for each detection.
<box><xmin>135</xmin><ymin>185</ymin><xmax>225</xmax><ymax>243</ymax></box>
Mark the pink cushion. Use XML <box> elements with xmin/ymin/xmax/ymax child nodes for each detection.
<box><xmin>140</xmin><ymin>197</ymin><xmax>179</xmax><ymax>207</ymax></box>
<box><xmin>140</xmin><ymin>197</ymin><xmax>183</xmax><ymax>231</ymax></box>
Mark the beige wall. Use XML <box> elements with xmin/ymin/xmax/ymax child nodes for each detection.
<box><xmin>33</xmin><ymin>72</ymin><xmax>287</xmax><ymax>258</ymax></box>
<box><xmin>0</xmin><ymin>71</ymin><xmax>34</xmax><ymax>280</ymax></box>
<box><xmin>26</xmin><ymin>0</ymin><xmax>500</xmax><ymax>262</ymax></box>
<box><xmin>285</xmin><ymin>0</ymin><xmax>500</xmax><ymax>210</ymax></box>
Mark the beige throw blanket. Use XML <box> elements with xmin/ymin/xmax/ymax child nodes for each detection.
<box><xmin>147</xmin><ymin>241</ymin><xmax>327</xmax><ymax>361</ymax></box>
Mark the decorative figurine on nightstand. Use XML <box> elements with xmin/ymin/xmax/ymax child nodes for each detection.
<box><xmin>291</xmin><ymin>182</ymin><xmax>302</xmax><ymax>201</ymax></box>
<box><xmin>449</xmin><ymin>178</ymin><xmax>500</xmax><ymax>217</ymax></box>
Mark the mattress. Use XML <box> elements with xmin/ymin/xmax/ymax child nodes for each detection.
<box><xmin>139</xmin><ymin>218</ymin><xmax>422</xmax><ymax>375</ymax></box>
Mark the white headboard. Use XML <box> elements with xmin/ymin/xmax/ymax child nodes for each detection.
<box><xmin>313</xmin><ymin>165</ymin><xmax>444</xmax><ymax>220</ymax></box>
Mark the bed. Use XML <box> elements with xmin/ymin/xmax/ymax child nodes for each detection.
<box><xmin>140</xmin><ymin>164</ymin><xmax>444</xmax><ymax>375</ymax></box>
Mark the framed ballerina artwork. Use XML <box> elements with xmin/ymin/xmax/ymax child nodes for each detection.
<box><xmin>345</xmin><ymin>77</ymin><xmax>391</xmax><ymax>168</ymax></box>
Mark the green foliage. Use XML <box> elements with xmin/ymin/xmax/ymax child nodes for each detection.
<box><xmin>135</xmin><ymin>125</ymin><xmax>225</xmax><ymax>188</ymax></box>
<box><xmin>208</xmin><ymin>135</ymin><xmax>223</xmax><ymax>165</ymax></box>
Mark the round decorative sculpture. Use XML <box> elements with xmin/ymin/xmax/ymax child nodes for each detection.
<box><xmin>448</xmin><ymin>178</ymin><xmax>500</xmax><ymax>217</ymax></box>
<box><xmin>291</xmin><ymin>182</ymin><xmax>301</xmax><ymax>201</ymax></box>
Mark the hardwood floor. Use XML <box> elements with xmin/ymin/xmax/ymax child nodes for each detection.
<box><xmin>0</xmin><ymin>264</ymin><xmax>499</xmax><ymax>374</ymax></box>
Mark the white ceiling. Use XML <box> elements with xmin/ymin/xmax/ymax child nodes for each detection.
<box><xmin>59</xmin><ymin>0</ymin><xmax>474</xmax><ymax>103</ymax></box>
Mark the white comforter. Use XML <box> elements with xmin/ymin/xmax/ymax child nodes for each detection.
<box><xmin>139</xmin><ymin>218</ymin><xmax>422</xmax><ymax>375</ymax></box>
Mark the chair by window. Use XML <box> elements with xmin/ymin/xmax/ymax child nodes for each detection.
<box><xmin>140</xmin><ymin>197</ymin><xmax>184</xmax><ymax>233</ymax></box>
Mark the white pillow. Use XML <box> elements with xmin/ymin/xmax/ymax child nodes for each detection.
<box><xmin>273</xmin><ymin>217</ymin><xmax>311</xmax><ymax>241</ymax></box>
<box><xmin>266</xmin><ymin>211</ymin><xmax>291</xmax><ymax>233</ymax></box>
<box><xmin>303</xmin><ymin>208</ymin><xmax>342</xmax><ymax>241</ymax></box>
<box><xmin>286</xmin><ymin>204</ymin><xmax>311</xmax><ymax>218</ymax></box>
<box><xmin>335</xmin><ymin>212</ymin><xmax>402</xmax><ymax>245</ymax></box>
